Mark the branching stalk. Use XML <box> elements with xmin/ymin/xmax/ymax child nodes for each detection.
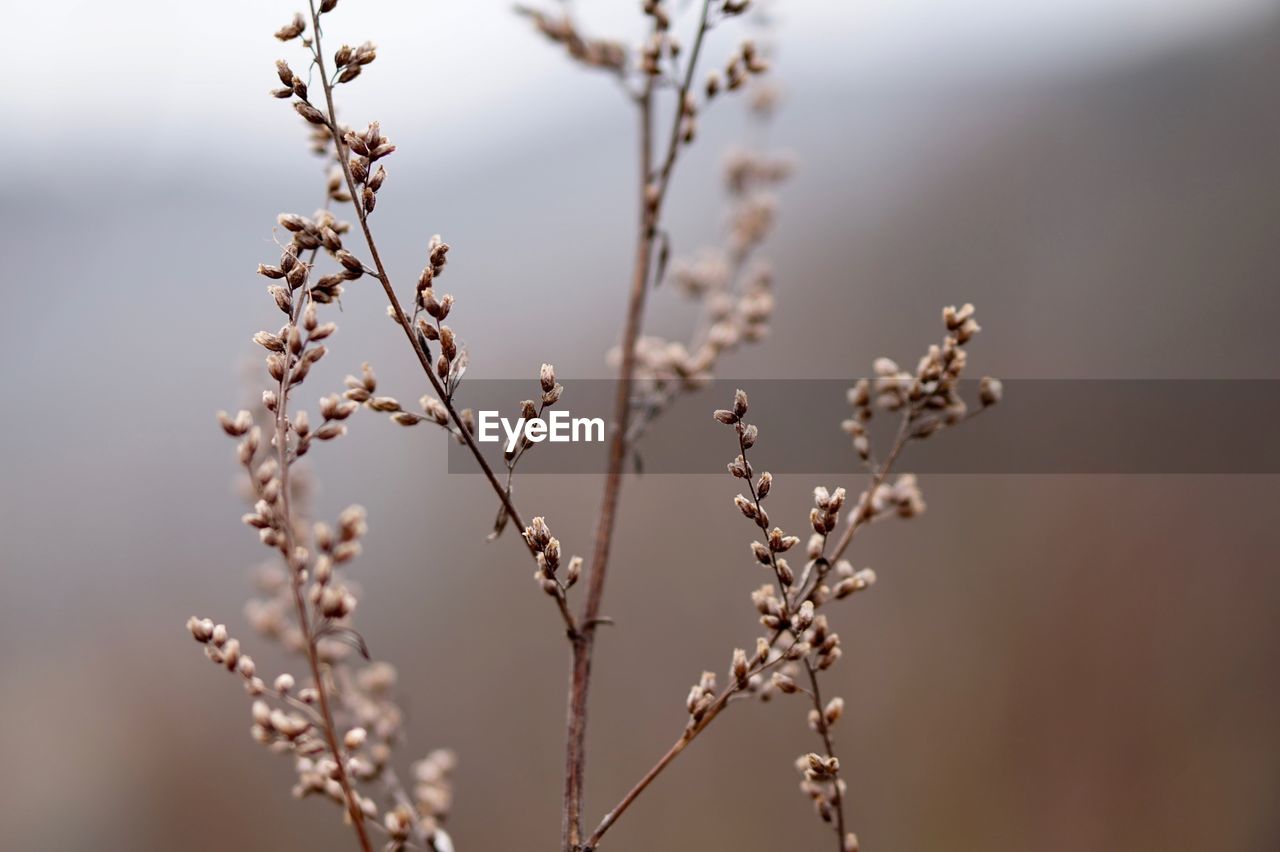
<box><xmin>303</xmin><ymin>0</ymin><xmax>577</xmax><ymax>642</ymax></box>
<box><xmin>563</xmin><ymin>3</ymin><xmax>715</xmax><ymax>848</ymax></box>
<box><xmin>271</xmin><ymin>280</ymin><xmax>373</xmax><ymax>852</ymax></box>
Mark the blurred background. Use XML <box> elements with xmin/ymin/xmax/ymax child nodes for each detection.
<box><xmin>2</xmin><ymin>0</ymin><xmax>1279</xmax><ymax>849</ymax></box>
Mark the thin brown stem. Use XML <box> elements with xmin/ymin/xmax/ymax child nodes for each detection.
<box><xmin>271</xmin><ymin>305</ymin><xmax>372</xmax><ymax>851</ymax></box>
<box><xmin>304</xmin><ymin>1</ymin><xmax>576</xmax><ymax>643</ymax></box>
<box><xmin>563</xmin><ymin>6</ymin><xmax>715</xmax><ymax>848</ymax></box>
<box><xmin>826</xmin><ymin>409</ymin><xmax>915</xmax><ymax>566</ymax></box>
<box><xmin>583</xmin><ymin>646</ymin><xmax>794</xmax><ymax>850</ymax></box>
<box><xmin>736</xmin><ymin>425</ymin><xmax>791</xmax><ymax>602</ymax></box>
<box><xmin>583</xmin><ymin>404</ymin><xmax>917</xmax><ymax>849</ymax></box>
<box><xmin>562</xmin><ymin>73</ymin><xmax>654</xmax><ymax>852</ymax></box>
<box><xmin>803</xmin><ymin>659</ymin><xmax>847</xmax><ymax>849</ymax></box>
<box><xmin>307</xmin><ymin>5</ymin><xmax>518</xmax><ymax>541</ymax></box>
<box><xmin>652</xmin><ymin>3</ymin><xmax>714</xmax><ymax>201</ymax></box>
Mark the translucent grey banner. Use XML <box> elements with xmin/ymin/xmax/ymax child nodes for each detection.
<box><xmin>444</xmin><ymin>380</ymin><xmax>1280</xmax><ymax>474</ymax></box>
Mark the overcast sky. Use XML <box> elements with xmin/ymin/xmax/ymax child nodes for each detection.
<box><xmin>4</xmin><ymin>0</ymin><xmax>1273</xmax><ymax>159</ymax></box>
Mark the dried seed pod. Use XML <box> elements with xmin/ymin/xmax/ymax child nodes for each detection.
<box><xmin>756</xmin><ymin>471</ymin><xmax>772</xmax><ymax>497</ymax></box>
<box><xmin>980</xmin><ymin>376</ymin><xmax>1003</xmax><ymax>407</ymax></box>
<box><xmin>294</xmin><ymin>102</ymin><xmax>327</xmax><ymax>126</ymax></box>
<box><xmin>274</xmin><ymin>12</ymin><xmax>305</xmax><ymax>41</ymax></box>
<box><xmin>565</xmin><ymin>556</ymin><xmax>582</xmax><ymax>588</ymax></box>
<box><xmin>731</xmin><ymin>648</ymin><xmax>749</xmax><ymax>687</ymax></box>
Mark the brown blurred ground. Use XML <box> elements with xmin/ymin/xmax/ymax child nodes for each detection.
<box><xmin>1</xmin><ymin>7</ymin><xmax>1279</xmax><ymax>852</ymax></box>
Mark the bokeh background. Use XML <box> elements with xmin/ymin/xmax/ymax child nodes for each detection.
<box><xmin>2</xmin><ymin>0</ymin><xmax>1279</xmax><ymax>849</ymax></box>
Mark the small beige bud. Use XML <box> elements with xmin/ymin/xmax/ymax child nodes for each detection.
<box><xmin>980</xmin><ymin>376</ymin><xmax>1003</xmax><ymax>406</ymax></box>
<box><xmin>756</xmin><ymin>471</ymin><xmax>772</xmax><ymax>498</ymax></box>
<box><xmin>187</xmin><ymin>616</ymin><xmax>214</xmax><ymax>643</ymax></box>
<box><xmin>731</xmin><ymin>648</ymin><xmax>749</xmax><ymax>687</ymax></box>
<box><xmin>794</xmin><ymin>600</ymin><xmax>815</xmax><ymax>631</ymax></box>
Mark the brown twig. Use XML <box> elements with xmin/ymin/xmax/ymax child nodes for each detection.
<box><xmin>562</xmin><ymin>4</ymin><xmax>715</xmax><ymax>848</ymax></box>
<box><xmin>582</xmin><ymin>645</ymin><xmax>795</xmax><ymax>851</ymax></box>
<box><xmin>271</xmin><ymin>283</ymin><xmax>373</xmax><ymax>851</ymax></box>
<box><xmin>826</xmin><ymin>407</ymin><xmax>915</xmax><ymax>566</ymax></box>
<box><xmin>580</xmin><ymin>401</ymin><xmax>917</xmax><ymax>850</ymax></box>
<box><xmin>802</xmin><ymin>659</ymin><xmax>847</xmax><ymax>849</ymax></box>
<box><xmin>303</xmin><ymin>0</ymin><xmax>577</xmax><ymax>644</ymax></box>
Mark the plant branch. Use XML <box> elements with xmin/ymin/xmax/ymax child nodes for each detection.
<box><xmin>803</xmin><ymin>659</ymin><xmax>847</xmax><ymax>849</ymax></box>
<box><xmin>270</xmin><ymin>283</ymin><xmax>373</xmax><ymax>852</ymax></box>
<box><xmin>304</xmin><ymin>1</ymin><xmax>577</xmax><ymax>643</ymax></box>
<box><xmin>563</xmin><ymin>6</ymin><xmax>722</xmax><ymax>846</ymax></box>
<box><xmin>582</xmin><ymin>646</ymin><xmax>794</xmax><ymax>850</ymax></box>
<box><xmin>826</xmin><ymin>408</ymin><xmax>915</xmax><ymax>566</ymax></box>
<box><xmin>582</xmin><ymin>402</ymin><xmax>917</xmax><ymax>849</ymax></box>
<box><xmin>306</xmin><ymin>4</ymin><xmax>515</xmax><ymax>549</ymax></box>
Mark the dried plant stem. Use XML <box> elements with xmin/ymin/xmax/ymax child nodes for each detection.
<box><xmin>583</xmin><ymin>407</ymin><xmax>916</xmax><ymax>850</ymax></box>
<box><xmin>194</xmin><ymin>6</ymin><xmax>1003</xmax><ymax>850</ymax></box>
<box><xmin>563</xmin><ymin>5</ymin><xmax>716</xmax><ymax>849</ymax></box>
<box><xmin>561</xmin><ymin>122</ymin><xmax>655</xmax><ymax>850</ymax></box>
<box><xmin>802</xmin><ymin>660</ymin><xmax>847</xmax><ymax>849</ymax></box>
<box><xmin>828</xmin><ymin>395</ymin><xmax>991</xmax><ymax>569</ymax></box>
<box><xmin>303</xmin><ymin>1</ymin><xmax>578</xmax><ymax>641</ymax></box>
<box><xmin>270</xmin><ymin>284</ymin><xmax>373</xmax><ymax>852</ymax></box>
<box><xmin>652</xmin><ymin>3</ymin><xmax>713</xmax><ymax>203</ymax></box>
<box><xmin>305</xmin><ymin>1</ymin><xmax>510</xmax><ymax>537</ymax></box>
<box><xmin>583</xmin><ymin>645</ymin><xmax>795</xmax><ymax>851</ymax></box>
<box><xmin>737</xmin><ymin>428</ymin><xmax>789</xmax><ymax>596</ymax></box>
<box><xmin>827</xmin><ymin>408</ymin><xmax>915</xmax><ymax>566</ymax></box>
<box><xmin>560</xmin><ymin>171</ymin><xmax>653</xmax><ymax>852</ymax></box>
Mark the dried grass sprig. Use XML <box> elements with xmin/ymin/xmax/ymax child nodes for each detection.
<box><xmin>293</xmin><ymin>0</ymin><xmax>531</xmax><ymax>547</ymax></box>
<box><xmin>286</xmin><ymin>0</ymin><xmax>584</xmax><ymax>641</ymax></box>
<box><xmin>192</xmin><ymin>3</ymin><xmax>1002</xmax><ymax>851</ymax></box>
<box><xmin>209</xmin><ymin>183</ymin><xmax>378</xmax><ymax>847</ymax></box>
<box><xmin>201</xmin><ymin>278</ymin><xmax>369</xmax><ymax>850</ymax></box>
<box><xmin>584</xmin><ymin>305</ymin><xmax>1002</xmax><ymax>849</ymax></box>
<box><xmin>514</xmin><ymin>3</ymin><xmax>770</xmax><ymax>845</ymax></box>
